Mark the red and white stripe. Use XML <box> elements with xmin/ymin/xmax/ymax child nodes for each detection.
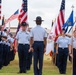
<box><xmin>19</xmin><ymin>1</ymin><xmax>28</xmax><ymax>24</ymax></box>
<box><xmin>55</xmin><ymin>8</ymin><xmax>65</xmax><ymax>37</ymax></box>
<box><xmin>5</xmin><ymin>14</ymin><xmax>19</xmax><ymax>25</ymax></box>
<box><xmin>20</xmin><ymin>10</ymin><xmax>27</xmax><ymax>23</ymax></box>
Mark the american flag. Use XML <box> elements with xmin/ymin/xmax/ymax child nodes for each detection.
<box><xmin>55</xmin><ymin>0</ymin><xmax>65</xmax><ymax>36</ymax></box>
<box><xmin>0</xmin><ymin>0</ymin><xmax>1</xmax><ymax>19</ymax></box>
<box><xmin>4</xmin><ymin>9</ymin><xmax>19</xmax><ymax>26</ymax></box>
<box><xmin>19</xmin><ymin>0</ymin><xmax>28</xmax><ymax>24</ymax></box>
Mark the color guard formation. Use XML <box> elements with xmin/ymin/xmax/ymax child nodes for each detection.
<box><xmin>0</xmin><ymin>26</ymin><xmax>15</xmax><ymax>70</ymax></box>
<box><xmin>53</xmin><ymin>28</ymin><xmax>76</xmax><ymax>75</ymax></box>
<box><xmin>0</xmin><ymin>16</ymin><xmax>76</xmax><ymax>75</ymax></box>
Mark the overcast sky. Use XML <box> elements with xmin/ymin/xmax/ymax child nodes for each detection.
<box><xmin>1</xmin><ymin>0</ymin><xmax>76</xmax><ymax>29</ymax></box>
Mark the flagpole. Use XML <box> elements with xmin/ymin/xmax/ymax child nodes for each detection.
<box><xmin>71</xmin><ymin>5</ymin><xmax>74</xmax><ymax>75</ymax></box>
<box><xmin>8</xmin><ymin>22</ymin><xmax>10</xmax><ymax>32</ymax></box>
<box><xmin>51</xmin><ymin>19</ymin><xmax>56</xmax><ymax>32</ymax></box>
<box><xmin>50</xmin><ymin>20</ymin><xmax>54</xmax><ymax>32</ymax></box>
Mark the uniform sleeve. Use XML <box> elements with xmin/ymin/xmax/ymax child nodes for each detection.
<box><xmin>56</xmin><ymin>37</ymin><xmax>59</xmax><ymax>44</ymax></box>
<box><xmin>7</xmin><ymin>37</ymin><xmax>11</xmax><ymax>43</ymax></box>
<box><xmin>2</xmin><ymin>32</ymin><xmax>7</xmax><ymax>36</ymax></box>
<box><xmin>44</xmin><ymin>30</ymin><xmax>47</xmax><ymax>38</ymax></box>
<box><xmin>11</xmin><ymin>38</ymin><xmax>14</xmax><ymax>43</ymax></box>
<box><xmin>28</xmin><ymin>33</ymin><xmax>31</xmax><ymax>41</ymax></box>
<box><xmin>30</xmin><ymin>29</ymin><xmax>34</xmax><ymax>37</ymax></box>
<box><xmin>16</xmin><ymin>32</ymin><xmax>19</xmax><ymax>40</ymax></box>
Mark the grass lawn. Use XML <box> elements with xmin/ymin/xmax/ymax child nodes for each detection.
<box><xmin>0</xmin><ymin>54</ymin><xmax>72</xmax><ymax>75</ymax></box>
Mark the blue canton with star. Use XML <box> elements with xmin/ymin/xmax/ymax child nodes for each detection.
<box><xmin>22</xmin><ymin>0</ymin><xmax>27</xmax><ymax>12</ymax></box>
<box><xmin>60</xmin><ymin>0</ymin><xmax>65</xmax><ymax>10</ymax></box>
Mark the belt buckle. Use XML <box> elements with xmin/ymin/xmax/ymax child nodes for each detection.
<box><xmin>23</xmin><ymin>43</ymin><xmax>25</xmax><ymax>45</ymax></box>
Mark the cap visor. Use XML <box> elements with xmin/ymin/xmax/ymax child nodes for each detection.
<box><xmin>34</xmin><ymin>20</ymin><xmax>44</xmax><ymax>21</ymax></box>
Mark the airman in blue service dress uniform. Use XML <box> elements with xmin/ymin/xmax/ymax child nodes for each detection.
<box><xmin>15</xmin><ymin>22</ymin><xmax>30</xmax><ymax>73</ymax></box>
<box><xmin>56</xmin><ymin>28</ymin><xmax>71</xmax><ymax>74</ymax></box>
<box><xmin>30</xmin><ymin>16</ymin><xmax>47</xmax><ymax>75</ymax></box>
<box><xmin>2</xmin><ymin>29</ymin><xmax>10</xmax><ymax>66</ymax></box>
<box><xmin>8</xmin><ymin>33</ymin><xmax>15</xmax><ymax>61</ymax></box>
<box><xmin>0</xmin><ymin>26</ymin><xmax>7</xmax><ymax>69</ymax></box>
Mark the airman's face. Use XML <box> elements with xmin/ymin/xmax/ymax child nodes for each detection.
<box><xmin>21</xmin><ymin>26</ymin><xmax>27</xmax><ymax>31</ymax></box>
<box><xmin>36</xmin><ymin>20</ymin><xmax>42</xmax><ymax>25</ymax></box>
